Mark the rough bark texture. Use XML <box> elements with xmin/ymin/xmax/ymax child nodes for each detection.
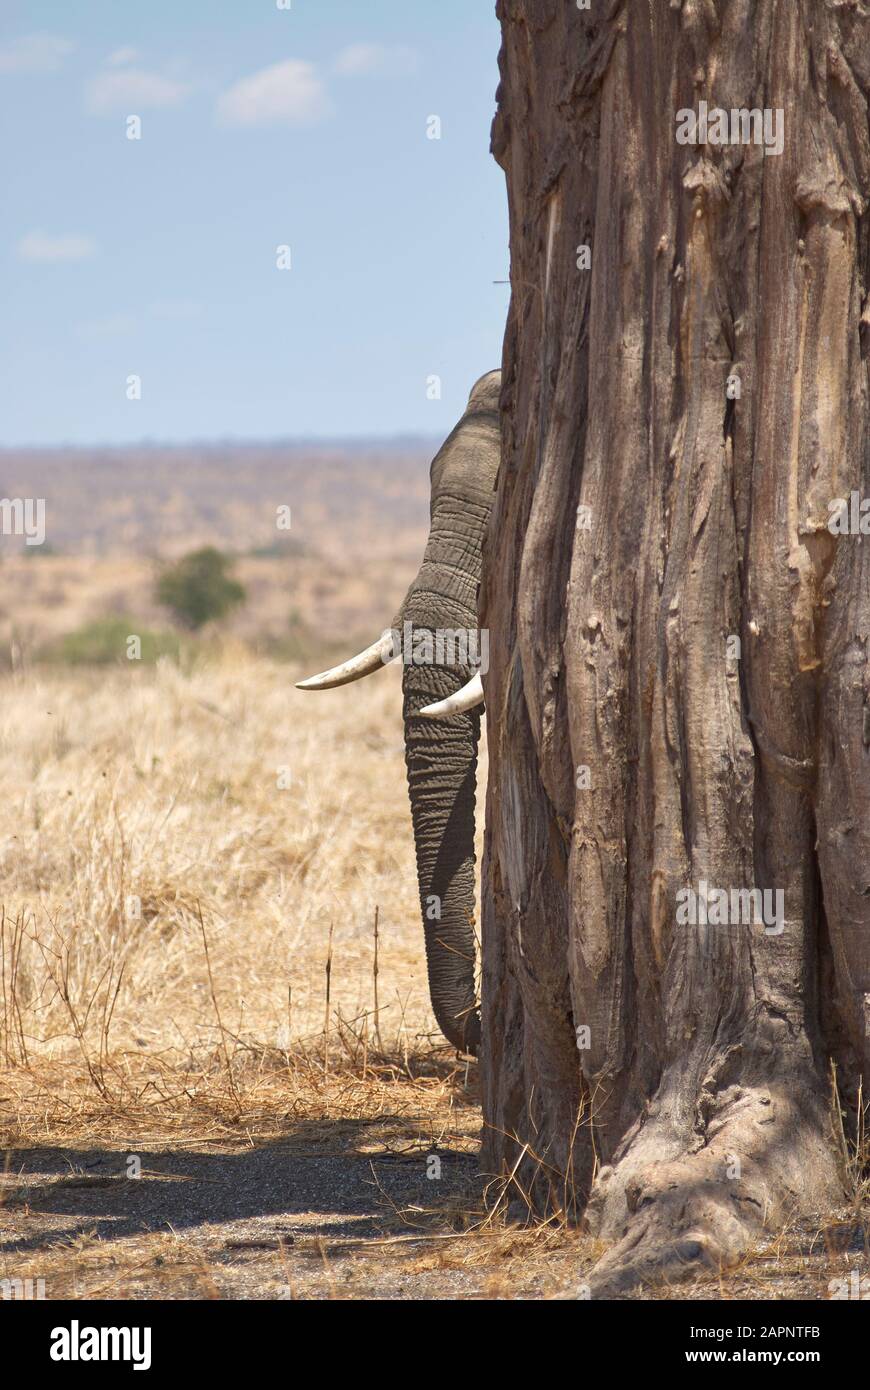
<box><xmin>481</xmin><ymin>0</ymin><xmax>870</xmax><ymax>1292</ymax></box>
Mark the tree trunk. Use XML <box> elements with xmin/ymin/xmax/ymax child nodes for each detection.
<box><xmin>481</xmin><ymin>0</ymin><xmax>870</xmax><ymax>1292</ymax></box>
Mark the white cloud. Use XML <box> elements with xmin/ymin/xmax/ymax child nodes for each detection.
<box><xmin>86</xmin><ymin>68</ymin><xmax>192</xmax><ymax>114</ymax></box>
<box><xmin>216</xmin><ymin>59</ymin><xmax>330</xmax><ymax>128</ymax></box>
<box><xmin>333</xmin><ymin>42</ymin><xmax>417</xmax><ymax>77</ymax></box>
<box><xmin>105</xmin><ymin>47</ymin><xmax>140</xmax><ymax>68</ymax></box>
<box><xmin>17</xmin><ymin>232</ymin><xmax>97</xmax><ymax>264</ymax></box>
<box><xmin>0</xmin><ymin>32</ymin><xmax>74</xmax><ymax>73</ymax></box>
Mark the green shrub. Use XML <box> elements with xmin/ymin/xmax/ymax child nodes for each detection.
<box><xmin>155</xmin><ymin>547</ymin><xmax>246</xmax><ymax>630</ymax></box>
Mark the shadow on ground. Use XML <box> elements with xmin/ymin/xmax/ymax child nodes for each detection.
<box><xmin>2</xmin><ymin>1115</ymin><xmax>480</xmax><ymax>1250</ymax></box>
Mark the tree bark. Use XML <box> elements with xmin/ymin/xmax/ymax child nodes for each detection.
<box><xmin>481</xmin><ymin>0</ymin><xmax>870</xmax><ymax>1292</ymax></box>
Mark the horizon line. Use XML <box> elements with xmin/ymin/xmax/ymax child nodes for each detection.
<box><xmin>0</xmin><ymin>431</ymin><xmax>445</xmax><ymax>453</ymax></box>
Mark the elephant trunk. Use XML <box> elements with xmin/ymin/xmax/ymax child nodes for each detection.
<box><xmin>402</xmin><ymin>657</ymin><xmax>482</xmax><ymax>1054</ymax></box>
<box><xmin>391</xmin><ymin>372</ymin><xmax>501</xmax><ymax>1054</ymax></box>
<box><xmin>296</xmin><ymin>370</ymin><xmax>500</xmax><ymax>1054</ymax></box>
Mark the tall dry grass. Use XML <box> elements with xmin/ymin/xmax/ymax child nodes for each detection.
<box><xmin>0</xmin><ymin>647</ymin><xmax>485</xmax><ymax>1138</ymax></box>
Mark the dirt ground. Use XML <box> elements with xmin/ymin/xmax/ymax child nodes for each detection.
<box><xmin>3</xmin><ymin>1058</ymin><xmax>868</xmax><ymax>1302</ymax></box>
<box><xmin>3</xmin><ymin>1107</ymin><xmax>492</xmax><ymax>1301</ymax></box>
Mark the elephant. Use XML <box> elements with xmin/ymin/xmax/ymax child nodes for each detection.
<box><xmin>297</xmin><ymin>370</ymin><xmax>502</xmax><ymax>1054</ymax></box>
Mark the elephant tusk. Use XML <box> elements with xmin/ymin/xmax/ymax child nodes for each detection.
<box><xmin>418</xmin><ymin>673</ymin><xmax>485</xmax><ymax>719</ymax></box>
<box><xmin>295</xmin><ymin>632</ymin><xmax>397</xmax><ymax>690</ymax></box>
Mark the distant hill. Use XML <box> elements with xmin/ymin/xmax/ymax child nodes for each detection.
<box><xmin>0</xmin><ymin>442</ymin><xmax>435</xmax><ymax>663</ymax></box>
<box><xmin>0</xmin><ymin>440</ymin><xmax>433</xmax><ymax>559</ymax></box>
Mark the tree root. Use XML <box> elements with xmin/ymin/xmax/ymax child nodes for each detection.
<box><xmin>583</xmin><ymin>1084</ymin><xmax>845</xmax><ymax>1298</ymax></box>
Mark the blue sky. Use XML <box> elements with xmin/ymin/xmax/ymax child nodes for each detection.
<box><xmin>1</xmin><ymin>1</ymin><xmax>508</xmax><ymax>445</ymax></box>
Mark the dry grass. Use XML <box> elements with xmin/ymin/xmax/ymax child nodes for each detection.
<box><xmin>0</xmin><ymin>650</ymin><xmax>501</xmax><ymax>1297</ymax></box>
<box><xmin>0</xmin><ymin>651</ymin><xmax>450</xmax><ymax>1089</ymax></box>
<box><xmin>0</xmin><ymin>648</ymin><xmax>486</xmax><ymax>1172</ymax></box>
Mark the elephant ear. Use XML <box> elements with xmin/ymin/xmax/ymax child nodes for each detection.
<box><xmin>296</xmin><ymin>369</ymin><xmax>503</xmax><ymax>691</ymax></box>
<box><xmin>427</xmin><ymin>371</ymin><xmax>502</xmax><ymax>507</ymax></box>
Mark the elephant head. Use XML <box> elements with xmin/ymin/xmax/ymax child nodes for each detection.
<box><xmin>297</xmin><ymin>370</ymin><xmax>502</xmax><ymax>1053</ymax></box>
